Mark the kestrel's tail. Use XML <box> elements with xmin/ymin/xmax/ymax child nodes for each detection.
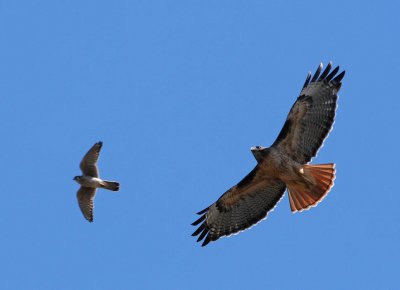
<box><xmin>287</xmin><ymin>163</ymin><xmax>335</xmax><ymax>212</ymax></box>
<box><xmin>101</xmin><ymin>180</ymin><xmax>120</xmax><ymax>191</ymax></box>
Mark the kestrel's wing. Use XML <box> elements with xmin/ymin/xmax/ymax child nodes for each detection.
<box><xmin>80</xmin><ymin>141</ymin><xmax>102</xmax><ymax>177</ymax></box>
<box><xmin>271</xmin><ymin>62</ymin><xmax>345</xmax><ymax>164</ymax></box>
<box><xmin>192</xmin><ymin>165</ymin><xmax>286</xmax><ymax>247</ymax></box>
<box><xmin>77</xmin><ymin>186</ymin><xmax>96</xmax><ymax>222</ymax></box>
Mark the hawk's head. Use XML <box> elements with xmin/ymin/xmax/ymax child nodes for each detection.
<box><xmin>251</xmin><ymin>146</ymin><xmax>268</xmax><ymax>163</ymax></box>
<box><xmin>73</xmin><ymin>176</ymin><xmax>81</xmax><ymax>183</ymax></box>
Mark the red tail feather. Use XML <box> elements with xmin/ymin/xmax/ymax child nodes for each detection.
<box><xmin>287</xmin><ymin>163</ymin><xmax>335</xmax><ymax>212</ymax></box>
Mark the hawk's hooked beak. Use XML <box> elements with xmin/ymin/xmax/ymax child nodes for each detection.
<box><xmin>251</xmin><ymin>146</ymin><xmax>267</xmax><ymax>153</ymax></box>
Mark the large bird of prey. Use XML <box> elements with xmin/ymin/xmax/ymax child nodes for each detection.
<box><xmin>192</xmin><ymin>62</ymin><xmax>345</xmax><ymax>246</ymax></box>
<box><xmin>73</xmin><ymin>141</ymin><xmax>120</xmax><ymax>222</ymax></box>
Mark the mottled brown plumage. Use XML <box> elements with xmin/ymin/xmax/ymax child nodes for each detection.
<box><xmin>192</xmin><ymin>62</ymin><xmax>345</xmax><ymax>246</ymax></box>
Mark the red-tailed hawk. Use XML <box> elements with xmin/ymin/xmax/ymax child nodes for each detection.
<box><xmin>192</xmin><ymin>62</ymin><xmax>345</xmax><ymax>246</ymax></box>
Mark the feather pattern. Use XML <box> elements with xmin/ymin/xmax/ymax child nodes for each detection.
<box><xmin>272</xmin><ymin>63</ymin><xmax>345</xmax><ymax>164</ymax></box>
<box><xmin>77</xmin><ymin>187</ymin><xmax>96</xmax><ymax>222</ymax></box>
<box><xmin>80</xmin><ymin>141</ymin><xmax>103</xmax><ymax>177</ymax></box>
<box><xmin>192</xmin><ymin>167</ymin><xmax>286</xmax><ymax>246</ymax></box>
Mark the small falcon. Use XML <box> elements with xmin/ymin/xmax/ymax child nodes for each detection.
<box><xmin>73</xmin><ymin>141</ymin><xmax>120</xmax><ymax>222</ymax></box>
<box><xmin>192</xmin><ymin>62</ymin><xmax>345</xmax><ymax>246</ymax></box>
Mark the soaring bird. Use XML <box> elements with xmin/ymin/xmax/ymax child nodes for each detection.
<box><xmin>73</xmin><ymin>141</ymin><xmax>120</xmax><ymax>222</ymax></box>
<box><xmin>192</xmin><ymin>62</ymin><xmax>345</xmax><ymax>246</ymax></box>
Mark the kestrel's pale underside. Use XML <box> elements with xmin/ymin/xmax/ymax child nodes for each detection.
<box><xmin>73</xmin><ymin>141</ymin><xmax>120</xmax><ymax>222</ymax></box>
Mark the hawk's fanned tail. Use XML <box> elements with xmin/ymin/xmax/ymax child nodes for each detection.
<box><xmin>287</xmin><ymin>163</ymin><xmax>335</xmax><ymax>212</ymax></box>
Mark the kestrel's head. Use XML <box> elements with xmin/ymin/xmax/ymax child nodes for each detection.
<box><xmin>73</xmin><ymin>176</ymin><xmax>81</xmax><ymax>183</ymax></box>
<box><xmin>250</xmin><ymin>146</ymin><xmax>268</xmax><ymax>163</ymax></box>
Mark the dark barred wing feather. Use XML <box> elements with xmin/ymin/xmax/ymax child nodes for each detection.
<box><xmin>192</xmin><ymin>166</ymin><xmax>286</xmax><ymax>247</ymax></box>
<box><xmin>272</xmin><ymin>62</ymin><xmax>345</xmax><ymax>164</ymax></box>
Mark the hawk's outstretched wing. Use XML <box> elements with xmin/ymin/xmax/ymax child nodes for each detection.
<box><xmin>192</xmin><ymin>62</ymin><xmax>345</xmax><ymax>247</ymax></box>
<box><xmin>192</xmin><ymin>166</ymin><xmax>286</xmax><ymax>247</ymax></box>
<box><xmin>80</xmin><ymin>141</ymin><xmax>102</xmax><ymax>177</ymax></box>
<box><xmin>272</xmin><ymin>62</ymin><xmax>345</xmax><ymax>164</ymax></box>
<box><xmin>77</xmin><ymin>187</ymin><xmax>96</xmax><ymax>222</ymax></box>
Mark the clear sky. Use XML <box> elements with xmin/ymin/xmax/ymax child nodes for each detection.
<box><xmin>1</xmin><ymin>1</ymin><xmax>399</xmax><ymax>289</ymax></box>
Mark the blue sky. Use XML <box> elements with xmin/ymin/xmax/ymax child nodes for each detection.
<box><xmin>1</xmin><ymin>1</ymin><xmax>399</xmax><ymax>289</ymax></box>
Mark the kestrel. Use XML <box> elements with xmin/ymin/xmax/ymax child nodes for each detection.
<box><xmin>73</xmin><ymin>141</ymin><xmax>120</xmax><ymax>222</ymax></box>
<box><xmin>192</xmin><ymin>62</ymin><xmax>345</xmax><ymax>246</ymax></box>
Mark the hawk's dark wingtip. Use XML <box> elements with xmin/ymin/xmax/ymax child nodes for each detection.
<box><xmin>201</xmin><ymin>236</ymin><xmax>211</xmax><ymax>247</ymax></box>
<box><xmin>318</xmin><ymin>62</ymin><xmax>332</xmax><ymax>81</ymax></box>
<box><xmin>97</xmin><ymin>141</ymin><xmax>103</xmax><ymax>147</ymax></box>
<box><xmin>191</xmin><ymin>214</ymin><xmax>206</xmax><ymax>226</ymax></box>
<box><xmin>304</xmin><ymin>62</ymin><xmax>345</xmax><ymax>89</ymax></box>
<box><xmin>191</xmin><ymin>223</ymin><xmax>206</xmax><ymax>236</ymax></box>
<box><xmin>325</xmin><ymin>65</ymin><xmax>338</xmax><ymax>81</ymax></box>
<box><xmin>302</xmin><ymin>72</ymin><xmax>312</xmax><ymax>89</ymax></box>
<box><xmin>333</xmin><ymin>70</ymin><xmax>345</xmax><ymax>83</ymax></box>
<box><xmin>310</xmin><ymin>63</ymin><xmax>323</xmax><ymax>82</ymax></box>
<box><xmin>196</xmin><ymin>207</ymin><xmax>209</xmax><ymax>215</ymax></box>
<box><xmin>192</xmin><ymin>209</ymin><xmax>213</xmax><ymax>246</ymax></box>
<box><xmin>197</xmin><ymin>227</ymin><xmax>209</xmax><ymax>242</ymax></box>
